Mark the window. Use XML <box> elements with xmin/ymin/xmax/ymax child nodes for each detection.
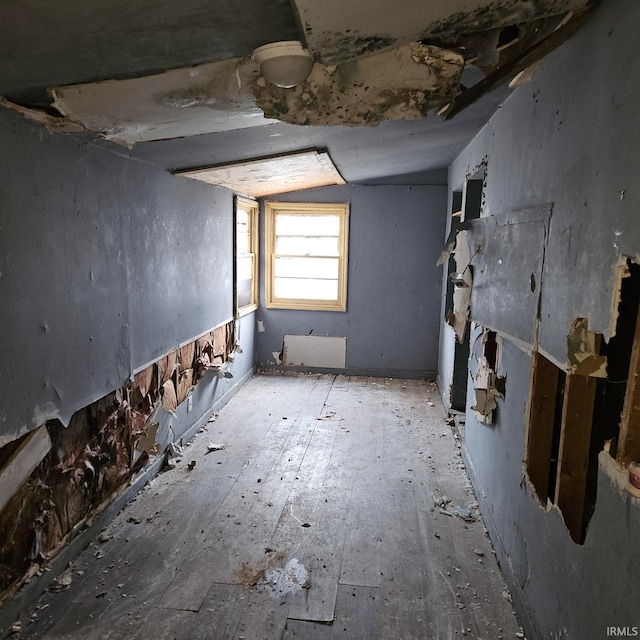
<box><xmin>265</xmin><ymin>201</ymin><xmax>349</xmax><ymax>311</ymax></box>
<box><xmin>235</xmin><ymin>197</ymin><xmax>258</xmax><ymax>315</ymax></box>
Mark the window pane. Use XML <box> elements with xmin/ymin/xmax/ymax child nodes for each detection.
<box><xmin>237</xmin><ymin>255</ymin><xmax>253</xmax><ymax>280</ymax></box>
<box><xmin>237</xmin><ymin>288</ymin><xmax>253</xmax><ymax>308</ymax></box>
<box><xmin>237</xmin><ymin>231</ymin><xmax>250</xmax><ymax>256</ymax></box>
<box><xmin>276</xmin><ymin>236</ymin><xmax>339</xmax><ymax>256</ymax></box>
<box><xmin>237</xmin><ymin>208</ymin><xmax>249</xmax><ymax>224</ymax></box>
<box><xmin>275</xmin><ymin>257</ymin><xmax>339</xmax><ymax>280</ymax></box>
<box><xmin>276</xmin><ymin>214</ymin><xmax>340</xmax><ymax>236</ymax></box>
<box><xmin>274</xmin><ymin>277</ymin><xmax>339</xmax><ymax>301</ymax></box>
<box><xmin>236</xmin><ymin>201</ymin><xmax>256</xmax><ymax>311</ymax></box>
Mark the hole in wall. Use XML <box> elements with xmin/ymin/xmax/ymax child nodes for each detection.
<box><xmin>526</xmin><ymin>351</ymin><xmax>595</xmax><ymax>544</ymax></box>
<box><xmin>526</xmin><ymin>261</ymin><xmax>640</xmax><ymax>544</ymax></box>
<box><xmin>498</xmin><ymin>25</ymin><xmax>520</xmax><ymax>48</ymax></box>
<box><xmin>546</xmin><ymin>368</ymin><xmax>566</xmax><ymax>504</ymax></box>
<box><xmin>462</xmin><ymin>162</ymin><xmax>487</xmax><ymax>222</ymax></box>
<box><xmin>470</xmin><ymin>329</ymin><xmax>505</xmax><ymax>424</ymax></box>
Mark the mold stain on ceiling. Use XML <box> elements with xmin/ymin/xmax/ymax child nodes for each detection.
<box><xmin>0</xmin><ymin>0</ymin><xmax>597</xmax><ymax>184</ymax></box>
<box><xmin>295</xmin><ymin>0</ymin><xmax>590</xmax><ymax>64</ymax></box>
<box><xmin>254</xmin><ymin>45</ymin><xmax>465</xmax><ymax>127</ymax></box>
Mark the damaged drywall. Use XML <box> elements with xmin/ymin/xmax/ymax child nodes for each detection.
<box><xmin>0</xmin><ymin>390</ymin><xmax>152</xmax><ymax>603</ymax></box>
<box><xmin>566</xmin><ymin>317</ymin><xmax>607</xmax><ymax>377</ymax></box>
<box><xmin>446</xmin><ymin>230</ymin><xmax>473</xmax><ymax>343</ymax></box>
<box><xmin>442</xmin><ymin>0</ymin><xmax>640</xmax><ymax>637</ymax></box>
<box><xmin>471</xmin><ymin>331</ymin><xmax>506</xmax><ymax>424</ymax></box>
<box><xmin>466</xmin><ymin>206</ymin><xmax>551</xmax><ymax>348</ymax></box>
<box><xmin>0</xmin><ymin>98</ymin><xmax>85</xmax><ymax>135</ymax></box>
<box><xmin>438</xmin><ymin>3</ymin><xmax>598</xmax><ymax>120</ymax></box>
<box><xmin>158</xmin><ymin>323</ymin><xmax>236</xmax><ymax>411</ymax></box>
<box><xmin>1</xmin><ymin>104</ymin><xmax>235</xmax><ymax>452</ymax></box>
<box><xmin>0</xmin><ymin>320</ymin><xmax>235</xmax><ymax>603</ymax></box>
<box><xmin>0</xmin><ymin>427</ymin><xmax>52</xmax><ymax>515</ymax></box>
<box><xmin>471</xmin><ymin>356</ymin><xmax>502</xmax><ymax>424</ymax></box>
<box><xmin>253</xmin><ymin>44</ymin><xmax>464</xmax><ymax>127</ymax></box>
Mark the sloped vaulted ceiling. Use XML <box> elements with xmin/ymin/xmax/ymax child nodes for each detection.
<box><xmin>0</xmin><ymin>0</ymin><xmax>595</xmax><ymax>183</ymax></box>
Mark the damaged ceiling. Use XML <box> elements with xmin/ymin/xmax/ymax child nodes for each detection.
<box><xmin>0</xmin><ymin>0</ymin><xmax>594</xmax><ymax>186</ymax></box>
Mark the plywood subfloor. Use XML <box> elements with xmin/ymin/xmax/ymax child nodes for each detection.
<box><xmin>8</xmin><ymin>374</ymin><xmax>521</xmax><ymax>640</ymax></box>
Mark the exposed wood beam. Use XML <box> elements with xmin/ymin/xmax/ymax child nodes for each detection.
<box><xmin>526</xmin><ymin>353</ymin><xmax>560</xmax><ymax>502</ymax></box>
<box><xmin>617</xmin><ymin>308</ymin><xmax>640</xmax><ymax>465</ymax></box>
<box><xmin>555</xmin><ymin>373</ymin><xmax>597</xmax><ymax>544</ymax></box>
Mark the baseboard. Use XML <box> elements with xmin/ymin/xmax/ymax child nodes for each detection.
<box><xmin>0</xmin><ymin>366</ymin><xmax>255</xmax><ymax>631</ymax></box>
<box><xmin>435</xmin><ymin>373</ymin><xmax>449</xmax><ymax>410</ymax></box>
<box><xmin>258</xmin><ymin>365</ymin><xmax>436</xmax><ymax>380</ymax></box>
<box><xmin>0</xmin><ymin>454</ymin><xmax>163</xmax><ymax>632</ymax></box>
<box><xmin>176</xmin><ymin>366</ymin><xmax>256</xmax><ymax>447</ymax></box>
<box><xmin>460</xmin><ymin>442</ymin><xmax>542</xmax><ymax>640</ymax></box>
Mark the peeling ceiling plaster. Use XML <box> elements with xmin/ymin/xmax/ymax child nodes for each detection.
<box><xmin>254</xmin><ymin>45</ymin><xmax>464</xmax><ymax>127</ymax></box>
<box><xmin>50</xmin><ymin>44</ymin><xmax>466</xmax><ymax>145</ymax></box>
<box><xmin>0</xmin><ymin>0</ymin><xmax>594</xmax><ymax>183</ymax></box>
<box><xmin>51</xmin><ymin>58</ymin><xmax>275</xmax><ymax>146</ymax></box>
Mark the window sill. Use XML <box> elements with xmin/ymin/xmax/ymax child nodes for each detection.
<box><xmin>238</xmin><ymin>303</ymin><xmax>258</xmax><ymax>318</ymax></box>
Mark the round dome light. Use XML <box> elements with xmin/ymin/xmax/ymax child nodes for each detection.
<box><xmin>252</xmin><ymin>41</ymin><xmax>313</xmax><ymax>89</ymax></box>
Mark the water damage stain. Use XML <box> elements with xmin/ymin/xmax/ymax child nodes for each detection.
<box><xmin>313</xmin><ymin>31</ymin><xmax>397</xmax><ymax>65</ymax></box>
<box><xmin>237</xmin><ymin>553</ymin><xmax>310</xmax><ymax>598</ymax></box>
<box><xmin>419</xmin><ymin>0</ymin><xmax>575</xmax><ymax>40</ymax></box>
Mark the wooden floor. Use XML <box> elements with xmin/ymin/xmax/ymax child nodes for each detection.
<box><xmin>11</xmin><ymin>374</ymin><xmax>521</xmax><ymax>640</ymax></box>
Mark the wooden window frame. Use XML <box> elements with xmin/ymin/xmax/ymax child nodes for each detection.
<box><xmin>235</xmin><ymin>196</ymin><xmax>259</xmax><ymax>316</ymax></box>
<box><xmin>265</xmin><ymin>201</ymin><xmax>349</xmax><ymax>312</ymax></box>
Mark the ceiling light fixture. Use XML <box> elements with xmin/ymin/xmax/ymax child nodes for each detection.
<box><xmin>252</xmin><ymin>41</ymin><xmax>313</xmax><ymax>89</ymax></box>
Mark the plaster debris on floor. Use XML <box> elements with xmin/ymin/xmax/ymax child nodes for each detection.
<box><xmin>6</xmin><ymin>374</ymin><xmax>521</xmax><ymax>640</ymax></box>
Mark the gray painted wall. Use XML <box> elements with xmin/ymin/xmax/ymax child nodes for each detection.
<box><xmin>442</xmin><ymin>0</ymin><xmax>640</xmax><ymax>637</ymax></box>
<box><xmin>0</xmin><ymin>106</ymin><xmax>252</xmax><ymax>446</ymax></box>
<box><xmin>256</xmin><ymin>185</ymin><xmax>446</xmax><ymax>377</ymax></box>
